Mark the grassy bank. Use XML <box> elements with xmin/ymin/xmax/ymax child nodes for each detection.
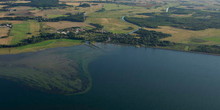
<box><xmin>0</xmin><ymin>39</ymin><xmax>82</xmax><ymax>55</ymax></box>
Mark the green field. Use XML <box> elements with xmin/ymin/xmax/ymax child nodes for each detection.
<box><xmin>10</xmin><ymin>21</ymin><xmax>30</xmax><ymax>44</ymax></box>
<box><xmin>0</xmin><ymin>39</ymin><xmax>82</xmax><ymax>55</ymax></box>
<box><xmin>203</xmin><ymin>37</ymin><xmax>220</xmax><ymax>43</ymax></box>
<box><xmin>9</xmin><ymin>21</ymin><xmax>40</xmax><ymax>45</ymax></box>
<box><xmin>47</xmin><ymin>14</ymin><xmax>68</xmax><ymax>18</ymax></box>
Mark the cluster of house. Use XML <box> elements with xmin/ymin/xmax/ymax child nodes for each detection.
<box><xmin>0</xmin><ymin>23</ymin><xmax>13</xmax><ymax>28</ymax></box>
<box><xmin>57</xmin><ymin>28</ymin><xmax>86</xmax><ymax>35</ymax></box>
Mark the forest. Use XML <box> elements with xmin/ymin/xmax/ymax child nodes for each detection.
<box><xmin>125</xmin><ymin>8</ymin><xmax>220</xmax><ymax>30</ymax></box>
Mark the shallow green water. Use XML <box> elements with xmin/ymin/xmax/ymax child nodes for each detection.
<box><xmin>1</xmin><ymin>44</ymin><xmax>220</xmax><ymax>110</ymax></box>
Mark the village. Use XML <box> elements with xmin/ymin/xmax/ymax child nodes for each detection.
<box><xmin>57</xmin><ymin>27</ymin><xmax>86</xmax><ymax>35</ymax></box>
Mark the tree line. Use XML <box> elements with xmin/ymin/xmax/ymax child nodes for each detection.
<box><xmin>0</xmin><ymin>0</ymin><xmax>61</xmax><ymax>7</ymax></box>
<box><xmin>0</xmin><ymin>13</ymin><xmax>85</xmax><ymax>22</ymax></box>
<box><xmin>83</xmin><ymin>29</ymin><xmax>173</xmax><ymax>47</ymax></box>
<box><xmin>0</xmin><ymin>28</ymin><xmax>173</xmax><ymax>48</ymax></box>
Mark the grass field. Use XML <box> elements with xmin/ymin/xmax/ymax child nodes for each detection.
<box><xmin>88</xmin><ymin>17</ymin><xmax>138</xmax><ymax>33</ymax></box>
<box><xmin>10</xmin><ymin>21</ymin><xmax>30</xmax><ymax>44</ymax></box>
<box><xmin>145</xmin><ymin>26</ymin><xmax>220</xmax><ymax>45</ymax></box>
<box><xmin>47</xmin><ymin>14</ymin><xmax>68</xmax><ymax>18</ymax></box>
<box><xmin>10</xmin><ymin>21</ymin><xmax>40</xmax><ymax>44</ymax></box>
<box><xmin>0</xmin><ymin>39</ymin><xmax>82</xmax><ymax>55</ymax></box>
<box><xmin>29</xmin><ymin>21</ymin><xmax>40</xmax><ymax>37</ymax></box>
<box><xmin>203</xmin><ymin>37</ymin><xmax>220</xmax><ymax>43</ymax></box>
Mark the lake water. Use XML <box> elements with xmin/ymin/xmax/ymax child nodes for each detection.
<box><xmin>0</xmin><ymin>44</ymin><xmax>220</xmax><ymax>110</ymax></box>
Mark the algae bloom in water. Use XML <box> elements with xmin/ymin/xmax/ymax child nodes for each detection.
<box><xmin>0</xmin><ymin>44</ymin><xmax>106</xmax><ymax>94</ymax></box>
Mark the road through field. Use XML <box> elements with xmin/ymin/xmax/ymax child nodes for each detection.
<box><xmin>121</xmin><ymin>16</ymin><xmax>140</xmax><ymax>34</ymax></box>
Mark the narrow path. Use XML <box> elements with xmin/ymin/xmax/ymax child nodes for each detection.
<box><xmin>121</xmin><ymin>16</ymin><xmax>141</xmax><ymax>34</ymax></box>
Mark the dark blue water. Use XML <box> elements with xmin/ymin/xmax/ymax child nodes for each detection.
<box><xmin>1</xmin><ymin>45</ymin><xmax>220</xmax><ymax>110</ymax></box>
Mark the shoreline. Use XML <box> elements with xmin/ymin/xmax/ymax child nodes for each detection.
<box><xmin>0</xmin><ymin>41</ymin><xmax>220</xmax><ymax>57</ymax></box>
<box><xmin>102</xmin><ymin>42</ymin><xmax>220</xmax><ymax>57</ymax></box>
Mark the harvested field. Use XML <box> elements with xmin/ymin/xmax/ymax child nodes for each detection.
<box><xmin>0</xmin><ymin>36</ymin><xmax>12</xmax><ymax>45</ymax></box>
<box><xmin>32</xmin><ymin>8</ymin><xmax>78</xmax><ymax>18</ymax></box>
<box><xmin>0</xmin><ymin>11</ymin><xmax>8</xmax><ymax>17</ymax></box>
<box><xmin>145</xmin><ymin>26</ymin><xmax>220</xmax><ymax>45</ymax></box>
<box><xmin>45</xmin><ymin>21</ymin><xmax>91</xmax><ymax>30</ymax></box>
<box><xmin>0</xmin><ymin>5</ymin><xmax>7</xmax><ymax>9</ymax></box>
<box><xmin>0</xmin><ymin>27</ymin><xmax>9</xmax><ymax>37</ymax></box>
<box><xmin>9</xmin><ymin>6</ymin><xmax>34</xmax><ymax>17</ymax></box>
<box><xmin>0</xmin><ymin>27</ymin><xmax>11</xmax><ymax>45</ymax></box>
<box><xmin>87</xmin><ymin>18</ymin><xmax>138</xmax><ymax>33</ymax></box>
<box><xmin>0</xmin><ymin>6</ymin><xmax>34</xmax><ymax>17</ymax></box>
<box><xmin>170</xmin><ymin>14</ymin><xmax>193</xmax><ymax>17</ymax></box>
<box><xmin>0</xmin><ymin>20</ymin><xmax>22</xmax><ymax>24</ymax></box>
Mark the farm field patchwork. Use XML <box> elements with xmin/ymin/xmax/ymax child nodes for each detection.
<box><xmin>0</xmin><ymin>0</ymin><xmax>219</xmax><ymax>55</ymax></box>
<box><xmin>86</xmin><ymin>4</ymin><xmax>144</xmax><ymax>33</ymax></box>
<box><xmin>145</xmin><ymin>26</ymin><xmax>220</xmax><ymax>45</ymax></box>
